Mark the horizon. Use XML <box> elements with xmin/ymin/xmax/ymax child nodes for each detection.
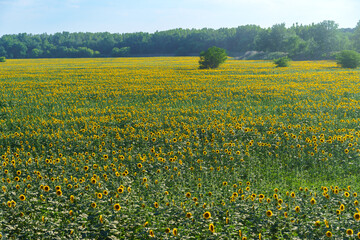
<box><xmin>0</xmin><ymin>0</ymin><xmax>359</xmax><ymax>36</ymax></box>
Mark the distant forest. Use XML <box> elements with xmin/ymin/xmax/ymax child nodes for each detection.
<box><xmin>0</xmin><ymin>20</ymin><xmax>359</xmax><ymax>60</ymax></box>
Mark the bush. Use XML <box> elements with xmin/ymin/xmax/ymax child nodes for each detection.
<box><xmin>0</xmin><ymin>56</ymin><xmax>5</xmax><ymax>62</ymax></box>
<box><xmin>273</xmin><ymin>56</ymin><xmax>290</xmax><ymax>67</ymax></box>
<box><xmin>199</xmin><ymin>46</ymin><xmax>227</xmax><ymax>69</ymax></box>
<box><xmin>336</xmin><ymin>50</ymin><xmax>360</xmax><ymax>69</ymax></box>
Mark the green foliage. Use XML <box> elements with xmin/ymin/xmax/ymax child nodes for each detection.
<box><xmin>111</xmin><ymin>47</ymin><xmax>130</xmax><ymax>57</ymax></box>
<box><xmin>0</xmin><ymin>20</ymin><xmax>357</xmax><ymax>59</ymax></box>
<box><xmin>199</xmin><ymin>46</ymin><xmax>227</xmax><ymax>69</ymax></box>
<box><xmin>336</xmin><ymin>50</ymin><xmax>360</xmax><ymax>68</ymax></box>
<box><xmin>0</xmin><ymin>56</ymin><xmax>5</xmax><ymax>62</ymax></box>
<box><xmin>273</xmin><ymin>56</ymin><xmax>290</xmax><ymax>67</ymax></box>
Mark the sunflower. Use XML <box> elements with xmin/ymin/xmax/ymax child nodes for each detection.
<box><xmin>91</xmin><ymin>202</ymin><xmax>97</xmax><ymax>208</ymax></box>
<box><xmin>209</xmin><ymin>223</ymin><xmax>215</xmax><ymax>233</ymax></box>
<box><xmin>165</xmin><ymin>228</ymin><xmax>170</xmax><ymax>234</ymax></box>
<box><xmin>154</xmin><ymin>202</ymin><xmax>159</xmax><ymax>208</ymax></box>
<box><xmin>186</xmin><ymin>212</ymin><xmax>192</xmax><ymax>218</ymax></box>
<box><xmin>97</xmin><ymin>193</ymin><xmax>103</xmax><ymax>199</ymax></box>
<box><xmin>19</xmin><ymin>194</ymin><xmax>26</xmax><ymax>201</ymax></box>
<box><xmin>56</xmin><ymin>190</ymin><xmax>62</xmax><ymax>196</ymax></box>
<box><xmin>354</xmin><ymin>212</ymin><xmax>360</xmax><ymax>221</ymax></box>
<box><xmin>114</xmin><ymin>203</ymin><xmax>121</xmax><ymax>211</ymax></box>
<box><xmin>310</xmin><ymin>198</ymin><xmax>316</xmax><ymax>205</ymax></box>
<box><xmin>294</xmin><ymin>206</ymin><xmax>300</xmax><ymax>213</ymax></box>
<box><xmin>149</xmin><ymin>230</ymin><xmax>154</xmax><ymax>237</ymax></box>
<box><xmin>326</xmin><ymin>231</ymin><xmax>332</xmax><ymax>237</ymax></box>
<box><xmin>44</xmin><ymin>185</ymin><xmax>50</xmax><ymax>192</ymax></box>
<box><xmin>266</xmin><ymin>210</ymin><xmax>273</xmax><ymax>217</ymax></box>
<box><xmin>172</xmin><ymin>228</ymin><xmax>178</xmax><ymax>236</ymax></box>
<box><xmin>203</xmin><ymin>211</ymin><xmax>211</xmax><ymax>219</ymax></box>
<box><xmin>340</xmin><ymin>204</ymin><xmax>345</xmax><ymax>211</ymax></box>
<box><xmin>186</xmin><ymin>192</ymin><xmax>191</xmax><ymax>198</ymax></box>
<box><xmin>346</xmin><ymin>229</ymin><xmax>353</xmax><ymax>236</ymax></box>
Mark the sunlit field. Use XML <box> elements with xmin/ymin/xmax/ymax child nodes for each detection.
<box><xmin>1</xmin><ymin>57</ymin><xmax>360</xmax><ymax>239</ymax></box>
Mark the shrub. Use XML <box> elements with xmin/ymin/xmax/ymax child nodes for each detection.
<box><xmin>336</xmin><ymin>50</ymin><xmax>360</xmax><ymax>69</ymax></box>
<box><xmin>199</xmin><ymin>46</ymin><xmax>227</xmax><ymax>69</ymax></box>
<box><xmin>0</xmin><ymin>56</ymin><xmax>5</xmax><ymax>62</ymax></box>
<box><xmin>273</xmin><ymin>56</ymin><xmax>290</xmax><ymax>67</ymax></box>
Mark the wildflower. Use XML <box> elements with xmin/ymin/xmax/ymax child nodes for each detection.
<box><xmin>114</xmin><ymin>203</ymin><xmax>121</xmax><ymax>211</ymax></box>
<box><xmin>266</xmin><ymin>210</ymin><xmax>273</xmax><ymax>217</ymax></box>
<box><xmin>203</xmin><ymin>211</ymin><xmax>211</xmax><ymax>219</ymax></box>
<box><xmin>209</xmin><ymin>223</ymin><xmax>215</xmax><ymax>233</ymax></box>
<box><xmin>346</xmin><ymin>229</ymin><xmax>353</xmax><ymax>236</ymax></box>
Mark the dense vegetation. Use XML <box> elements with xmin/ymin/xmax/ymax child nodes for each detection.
<box><xmin>336</xmin><ymin>50</ymin><xmax>360</xmax><ymax>68</ymax></box>
<box><xmin>0</xmin><ymin>20</ymin><xmax>359</xmax><ymax>59</ymax></box>
<box><xmin>273</xmin><ymin>56</ymin><xmax>291</xmax><ymax>67</ymax></box>
<box><xmin>1</xmin><ymin>58</ymin><xmax>360</xmax><ymax>239</ymax></box>
<box><xmin>199</xmin><ymin>46</ymin><xmax>227</xmax><ymax>69</ymax></box>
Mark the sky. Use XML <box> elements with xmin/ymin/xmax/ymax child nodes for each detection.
<box><xmin>0</xmin><ymin>0</ymin><xmax>359</xmax><ymax>36</ymax></box>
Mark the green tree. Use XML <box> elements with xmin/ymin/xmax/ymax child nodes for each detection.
<box><xmin>31</xmin><ymin>48</ymin><xmax>43</xmax><ymax>58</ymax></box>
<box><xmin>336</xmin><ymin>50</ymin><xmax>360</xmax><ymax>68</ymax></box>
<box><xmin>273</xmin><ymin>56</ymin><xmax>290</xmax><ymax>67</ymax></box>
<box><xmin>199</xmin><ymin>46</ymin><xmax>227</xmax><ymax>69</ymax></box>
<box><xmin>353</xmin><ymin>21</ymin><xmax>360</xmax><ymax>51</ymax></box>
<box><xmin>0</xmin><ymin>56</ymin><xmax>5</xmax><ymax>62</ymax></box>
<box><xmin>111</xmin><ymin>47</ymin><xmax>130</xmax><ymax>57</ymax></box>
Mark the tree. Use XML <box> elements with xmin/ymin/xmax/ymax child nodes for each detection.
<box><xmin>353</xmin><ymin>21</ymin><xmax>360</xmax><ymax>51</ymax></box>
<box><xmin>273</xmin><ymin>56</ymin><xmax>290</xmax><ymax>67</ymax></box>
<box><xmin>111</xmin><ymin>47</ymin><xmax>130</xmax><ymax>57</ymax></box>
<box><xmin>336</xmin><ymin>50</ymin><xmax>360</xmax><ymax>68</ymax></box>
<box><xmin>0</xmin><ymin>56</ymin><xmax>5</xmax><ymax>62</ymax></box>
<box><xmin>199</xmin><ymin>46</ymin><xmax>227</xmax><ymax>69</ymax></box>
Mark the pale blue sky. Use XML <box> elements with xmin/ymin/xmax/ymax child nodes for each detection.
<box><xmin>0</xmin><ymin>0</ymin><xmax>359</xmax><ymax>36</ymax></box>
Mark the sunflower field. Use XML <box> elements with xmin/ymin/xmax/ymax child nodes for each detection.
<box><xmin>0</xmin><ymin>57</ymin><xmax>360</xmax><ymax>239</ymax></box>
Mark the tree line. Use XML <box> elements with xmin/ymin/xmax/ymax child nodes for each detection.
<box><xmin>0</xmin><ymin>20</ymin><xmax>359</xmax><ymax>59</ymax></box>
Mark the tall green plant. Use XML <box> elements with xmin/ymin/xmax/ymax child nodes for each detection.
<box><xmin>199</xmin><ymin>46</ymin><xmax>227</xmax><ymax>69</ymax></box>
<box><xmin>336</xmin><ymin>50</ymin><xmax>360</xmax><ymax>69</ymax></box>
<box><xmin>0</xmin><ymin>56</ymin><xmax>6</xmax><ymax>62</ymax></box>
<box><xmin>273</xmin><ymin>56</ymin><xmax>290</xmax><ymax>67</ymax></box>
